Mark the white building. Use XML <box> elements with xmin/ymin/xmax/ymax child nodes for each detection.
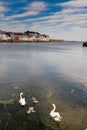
<box><xmin>0</xmin><ymin>33</ymin><xmax>11</xmax><ymax>41</ymax></box>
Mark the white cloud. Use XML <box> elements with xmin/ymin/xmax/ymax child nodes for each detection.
<box><xmin>6</xmin><ymin>11</ymin><xmax>38</xmax><ymax>20</ymax></box>
<box><xmin>0</xmin><ymin>0</ymin><xmax>87</xmax><ymax>41</ymax></box>
<box><xmin>34</xmin><ymin>0</ymin><xmax>87</xmax><ymax>41</ymax></box>
<box><xmin>0</xmin><ymin>1</ymin><xmax>9</xmax><ymax>12</ymax></box>
<box><xmin>26</xmin><ymin>1</ymin><xmax>47</xmax><ymax>12</ymax></box>
<box><xmin>0</xmin><ymin>14</ymin><xmax>4</xmax><ymax>18</ymax></box>
<box><xmin>0</xmin><ymin>1</ymin><xmax>9</xmax><ymax>18</ymax></box>
<box><xmin>54</xmin><ymin>27</ymin><xmax>87</xmax><ymax>41</ymax></box>
<box><xmin>0</xmin><ymin>6</ymin><xmax>6</xmax><ymax>12</ymax></box>
<box><xmin>5</xmin><ymin>1</ymin><xmax>48</xmax><ymax>20</ymax></box>
<box><xmin>57</xmin><ymin>0</ymin><xmax>87</xmax><ymax>8</ymax></box>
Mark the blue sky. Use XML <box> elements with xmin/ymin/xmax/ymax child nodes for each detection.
<box><xmin>0</xmin><ymin>0</ymin><xmax>87</xmax><ymax>41</ymax></box>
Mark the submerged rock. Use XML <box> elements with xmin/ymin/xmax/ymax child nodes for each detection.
<box><xmin>83</xmin><ymin>41</ymin><xmax>87</xmax><ymax>47</ymax></box>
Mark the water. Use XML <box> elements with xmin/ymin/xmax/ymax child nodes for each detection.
<box><xmin>0</xmin><ymin>42</ymin><xmax>87</xmax><ymax>130</ymax></box>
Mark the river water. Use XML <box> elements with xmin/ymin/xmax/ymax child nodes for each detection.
<box><xmin>0</xmin><ymin>42</ymin><xmax>87</xmax><ymax>130</ymax></box>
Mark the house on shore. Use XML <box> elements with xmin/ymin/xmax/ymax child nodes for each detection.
<box><xmin>10</xmin><ymin>33</ymin><xmax>36</xmax><ymax>42</ymax></box>
<box><xmin>0</xmin><ymin>31</ymin><xmax>11</xmax><ymax>41</ymax></box>
<box><xmin>0</xmin><ymin>30</ymin><xmax>50</xmax><ymax>42</ymax></box>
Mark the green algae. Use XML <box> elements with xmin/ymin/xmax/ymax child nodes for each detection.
<box><xmin>0</xmin><ymin>99</ymin><xmax>14</xmax><ymax>106</ymax></box>
<box><xmin>47</xmin><ymin>92</ymin><xmax>52</xmax><ymax>98</ymax></box>
<box><xmin>13</xmin><ymin>85</ymin><xmax>20</xmax><ymax>90</ymax></box>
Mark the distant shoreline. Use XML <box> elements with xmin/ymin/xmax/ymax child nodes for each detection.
<box><xmin>0</xmin><ymin>39</ymin><xmax>64</xmax><ymax>43</ymax></box>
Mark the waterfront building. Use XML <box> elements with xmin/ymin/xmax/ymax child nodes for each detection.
<box><xmin>0</xmin><ymin>30</ymin><xmax>50</xmax><ymax>42</ymax></box>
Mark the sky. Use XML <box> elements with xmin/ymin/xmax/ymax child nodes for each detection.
<box><xmin>0</xmin><ymin>0</ymin><xmax>87</xmax><ymax>41</ymax></box>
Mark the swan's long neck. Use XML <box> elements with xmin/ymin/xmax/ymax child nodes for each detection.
<box><xmin>20</xmin><ymin>93</ymin><xmax>23</xmax><ymax>98</ymax></box>
<box><xmin>52</xmin><ymin>104</ymin><xmax>56</xmax><ymax>112</ymax></box>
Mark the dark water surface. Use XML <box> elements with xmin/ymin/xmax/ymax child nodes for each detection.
<box><xmin>0</xmin><ymin>42</ymin><xmax>87</xmax><ymax>130</ymax></box>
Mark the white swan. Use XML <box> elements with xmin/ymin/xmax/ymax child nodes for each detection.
<box><xmin>50</xmin><ymin>104</ymin><xmax>62</xmax><ymax>122</ymax></box>
<box><xmin>27</xmin><ymin>107</ymin><xmax>35</xmax><ymax>114</ymax></box>
<box><xmin>32</xmin><ymin>97</ymin><xmax>39</xmax><ymax>104</ymax></box>
<box><xmin>19</xmin><ymin>92</ymin><xmax>26</xmax><ymax>106</ymax></box>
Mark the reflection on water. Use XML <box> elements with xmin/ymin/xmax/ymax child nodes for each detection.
<box><xmin>0</xmin><ymin>42</ymin><xmax>87</xmax><ymax>130</ymax></box>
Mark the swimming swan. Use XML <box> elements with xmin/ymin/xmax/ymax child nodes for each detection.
<box><xmin>50</xmin><ymin>104</ymin><xmax>62</xmax><ymax>122</ymax></box>
<box><xmin>19</xmin><ymin>92</ymin><xmax>26</xmax><ymax>106</ymax></box>
<box><xmin>32</xmin><ymin>97</ymin><xmax>39</xmax><ymax>104</ymax></box>
<box><xmin>27</xmin><ymin>107</ymin><xmax>35</xmax><ymax>114</ymax></box>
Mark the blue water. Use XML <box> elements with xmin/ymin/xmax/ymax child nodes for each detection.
<box><xmin>0</xmin><ymin>42</ymin><xmax>87</xmax><ymax>130</ymax></box>
<box><xmin>0</xmin><ymin>42</ymin><xmax>87</xmax><ymax>84</ymax></box>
